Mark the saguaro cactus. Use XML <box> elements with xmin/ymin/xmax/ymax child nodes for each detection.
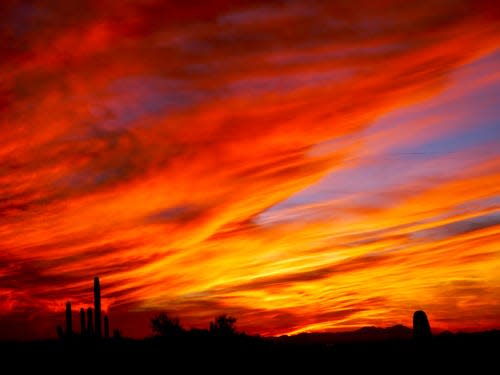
<box><xmin>413</xmin><ymin>310</ymin><xmax>432</xmax><ymax>341</ymax></box>
<box><xmin>65</xmin><ymin>302</ymin><xmax>72</xmax><ymax>338</ymax></box>
<box><xmin>104</xmin><ymin>315</ymin><xmax>109</xmax><ymax>339</ymax></box>
<box><xmin>56</xmin><ymin>325</ymin><xmax>64</xmax><ymax>340</ymax></box>
<box><xmin>80</xmin><ymin>308</ymin><xmax>85</xmax><ymax>336</ymax></box>
<box><xmin>94</xmin><ymin>277</ymin><xmax>102</xmax><ymax>337</ymax></box>
<box><xmin>87</xmin><ymin>307</ymin><xmax>94</xmax><ymax>336</ymax></box>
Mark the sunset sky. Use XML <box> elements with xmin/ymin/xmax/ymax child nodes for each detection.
<box><xmin>1</xmin><ymin>0</ymin><xmax>499</xmax><ymax>340</ymax></box>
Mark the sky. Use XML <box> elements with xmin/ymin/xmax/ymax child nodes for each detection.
<box><xmin>0</xmin><ymin>0</ymin><xmax>499</xmax><ymax>340</ymax></box>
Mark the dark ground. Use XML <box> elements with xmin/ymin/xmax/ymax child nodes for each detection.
<box><xmin>0</xmin><ymin>329</ymin><xmax>498</xmax><ymax>372</ymax></box>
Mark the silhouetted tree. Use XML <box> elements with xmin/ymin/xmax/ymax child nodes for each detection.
<box><xmin>209</xmin><ymin>314</ymin><xmax>237</xmax><ymax>336</ymax></box>
<box><xmin>150</xmin><ymin>313</ymin><xmax>183</xmax><ymax>337</ymax></box>
<box><xmin>413</xmin><ymin>310</ymin><xmax>432</xmax><ymax>341</ymax></box>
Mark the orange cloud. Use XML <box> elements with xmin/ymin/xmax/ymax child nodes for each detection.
<box><xmin>0</xmin><ymin>0</ymin><xmax>499</xmax><ymax>339</ymax></box>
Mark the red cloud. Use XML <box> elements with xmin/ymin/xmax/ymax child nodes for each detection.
<box><xmin>0</xmin><ymin>0</ymin><xmax>499</xmax><ymax>338</ymax></box>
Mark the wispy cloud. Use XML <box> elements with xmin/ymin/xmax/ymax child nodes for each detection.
<box><xmin>0</xmin><ymin>0</ymin><xmax>499</xmax><ymax>339</ymax></box>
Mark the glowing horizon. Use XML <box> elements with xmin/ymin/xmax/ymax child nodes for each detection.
<box><xmin>0</xmin><ymin>0</ymin><xmax>499</xmax><ymax>339</ymax></box>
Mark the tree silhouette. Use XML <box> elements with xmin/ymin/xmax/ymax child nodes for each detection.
<box><xmin>209</xmin><ymin>314</ymin><xmax>237</xmax><ymax>336</ymax></box>
<box><xmin>150</xmin><ymin>313</ymin><xmax>183</xmax><ymax>337</ymax></box>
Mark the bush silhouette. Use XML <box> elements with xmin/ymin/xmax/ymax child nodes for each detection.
<box><xmin>209</xmin><ymin>314</ymin><xmax>237</xmax><ymax>336</ymax></box>
<box><xmin>150</xmin><ymin>313</ymin><xmax>183</xmax><ymax>337</ymax></box>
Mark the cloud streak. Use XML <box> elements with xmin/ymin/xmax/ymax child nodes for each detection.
<box><xmin>0</xmin><ymin>0</ymin><xmax>499</xmax><ymax>339</ymax></box>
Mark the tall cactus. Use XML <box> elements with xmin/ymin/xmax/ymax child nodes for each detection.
<box><xmin>413</xmin><ymin>310</ymin><xmax>432</xmax><ymax>341</ymax></box>
<box><xmin>104</xmin><ymin>315</ymin><xmax>109</xmax><ymax>339</ymax></box>
<box><xmin>87</xmin><ymin>307</ymin><xmax>94</xmax><ymax>336</ymax></box>
<box><xmin>80</xmin><ymin>308</ymin><xmax>85</xmax><ymax>336</ymax></box>
<box><xmin>56</xmin><ymin>325</ymin><xmax>64</xmax><ymax>340</ymax></box>
<box><xmin>94</xmin><ymin>277</ymin><xmax>102</xmax><ymax>338</ymax></box>
<box><xmin>65</xmin><ymin>301</ymin><xmax>72</xmax><ymax>338</ymax></box>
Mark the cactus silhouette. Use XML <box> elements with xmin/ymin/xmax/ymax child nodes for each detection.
<box><xmin>55</xmin><ymin>277</ymin><xmax>119</xmax><ymax>341</ymax></box>
<box><xmin>80</xmin><ymin>308</ymin><xmax>85</xmax><ymax>336</ymax></box>
<box><xmin>413</xmin><ymin>310</ymin><xmax>432</xmax><ymax>340</ymax></box>
<box><xmin>94</xmin><ymin>277</ymin><xmax>101</xmax><ymax>338</ymax></box>
<box><xmin>56</xmin><ymin>325</ymin><xmax>64</xmax><ymax>340</ymax></box>
<box><xmin>104</xmin><ymin>315</ymin><xmax>109</xmax><ymax>339</ymax></box>
<box><xmin>87</xmin><ymin>307</ymin><xmax>94</xmax><ymax>336</ymax></box>
<box><xmin>113</xmin><ymin>329</ymin><xmax>122</xmax><ymax>339</ymax></box>
<box><xmin>65</xmin><ymin>302</ymin><xmax>72</xmax><ymax>338</ymax></box>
